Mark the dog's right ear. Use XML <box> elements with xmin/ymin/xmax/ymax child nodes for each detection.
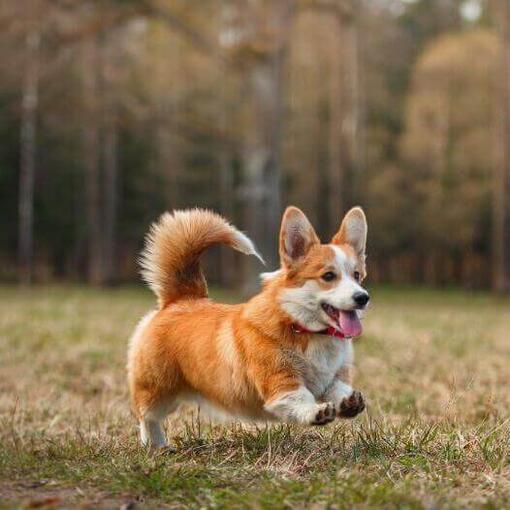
<box><xmin>279</xmin><ymin>206</ymin><xmax>320</xmax><ymax>268</ymax></box>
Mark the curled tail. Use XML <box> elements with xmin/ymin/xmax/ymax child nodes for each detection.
<box><xmin>140</xmin><ymin>209</ymin><xmax>264</xmax><ymax>308</ymax></box>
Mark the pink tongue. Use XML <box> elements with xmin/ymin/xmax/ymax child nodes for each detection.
<box><xmin>339</xmin><ymin>311</ymin><xmax>362</xmax><ymax>337</ymax></box>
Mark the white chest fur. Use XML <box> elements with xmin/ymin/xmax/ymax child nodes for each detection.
<box><xmin>301</xmin><ymin>337</ymin><xmax>353</xmax><ymax>398</ymax></box>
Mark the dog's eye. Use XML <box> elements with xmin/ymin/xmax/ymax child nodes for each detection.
<box><xmin>353</xmin><ymin>271</ymin><xmax>361</xmax><ymax>282</ymax></box>
<box><xmin>322</xmin><ymin>271</ymin><xmax>337</xmax><ymax>282</ymax></box>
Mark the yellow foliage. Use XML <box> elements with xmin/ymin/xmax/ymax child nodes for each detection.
<box><xmin>401</xmin><ymin>29</ymin><xmax>499</xmax><ymax>248</ymax></box>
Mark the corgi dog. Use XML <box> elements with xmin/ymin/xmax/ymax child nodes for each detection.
<box><xmin>127</xmin><ymin>206</ymin><xmax>369</xmax><ymax>448</ymax></box>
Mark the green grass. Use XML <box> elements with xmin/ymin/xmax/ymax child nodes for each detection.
<box><xmin>1</xmin><ymin>285</ymin><xmax>510</xmax><ymax>508</ymax></box>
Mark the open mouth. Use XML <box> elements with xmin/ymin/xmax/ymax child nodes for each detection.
<box><xmin>321</xmin><ymin>303</ymin><xmax>362</xmax><ymax>338</ymax></box>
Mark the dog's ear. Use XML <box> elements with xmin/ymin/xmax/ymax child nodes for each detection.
<box><xmin>332</xmin><ymin>207</ymin><xmax>367</xmax><ymax>258</ymax></box>
<box><xmin>279</xmin><ymin>206</ymin><xmax>320</xmax><ymax>268</ymax></box>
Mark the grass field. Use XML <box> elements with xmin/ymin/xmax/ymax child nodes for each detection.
<box><xmin>1</xmin><ymin>285</ymin><xmax>510</xmax><ymax>509</ymax></box>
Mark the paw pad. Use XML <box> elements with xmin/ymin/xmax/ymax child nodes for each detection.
<box><xmin>311</xmin><ymin>402</ymin><xmax>336</xmax><ymax>425</ymax></box>
<box><xmin>338</xmin><ymin>390</ymin><xmax>365</xmax><ymax>419</ymax></box>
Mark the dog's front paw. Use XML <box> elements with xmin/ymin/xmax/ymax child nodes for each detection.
<box><xmin>310</xmin><ymin>402</ymin><xmax>336</xmax><ymax>426</ymax></box>
<box><xmin>337</xmin><ymin>390</ymin><xmax>365</xmax><ymax>419</ymax></box>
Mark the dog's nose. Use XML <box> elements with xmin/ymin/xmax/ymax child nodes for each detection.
<box><xmin>353</xmin><ymin>291</ymin><xmax>370</xmax><ymax>307</ymax></box>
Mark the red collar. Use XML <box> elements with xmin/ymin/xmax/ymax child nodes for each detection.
<box><xmin>291</xmin><ymin>323</ymin><xmax>346</xmax><ymax>340</ymax></box>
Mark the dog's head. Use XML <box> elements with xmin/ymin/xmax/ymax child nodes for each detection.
<box><xmin>264</xmin><ymin>206</ymin><xmax>369</xmax><ymax>338</ymax></box>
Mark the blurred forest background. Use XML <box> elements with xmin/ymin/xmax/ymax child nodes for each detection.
<box><xmin>1</xmin><ymin>0</ymin><xmax>509</xmax><ymax>292</ymax></box>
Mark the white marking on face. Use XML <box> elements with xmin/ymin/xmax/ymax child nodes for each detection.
<box><xmin>323</xmin><ymin>245</ymin><xmax>366</xmax><ymax>309</ymax></box>
<box><xmin>280</xmin><ymin>280</ymin><xmax>328</xmax><ymax>331</ymax></box>
<box><xmin>279</xmin><ymin>245</ymin><xmax>367</xmax><ymax>331</ymax></box>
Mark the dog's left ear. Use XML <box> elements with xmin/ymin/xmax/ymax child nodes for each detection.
<box><xmin>332</xmin><ymin>207</ymin><xmax>367</xmax><ymax>257</ymax></box>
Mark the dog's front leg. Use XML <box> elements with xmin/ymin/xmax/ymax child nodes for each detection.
<box><xmin>324</xmin><ymin>340</ymin><xmax>365</xmax><ymax>419</ymax></box>
<box><xmin>264</xmin><ymin>385</ymin><xmax>336</xmax><ymax>426</ymax></box>
<box><xmin>324</xmin><ymin>373</ymin><xmax>365</xmax><ymax>419</ymax></box>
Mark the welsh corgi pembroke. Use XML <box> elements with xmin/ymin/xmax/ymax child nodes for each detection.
<box><xmin>128</xmin><ymin>206</ymin><xmax>369</xmax><ymax>447</ymax></box>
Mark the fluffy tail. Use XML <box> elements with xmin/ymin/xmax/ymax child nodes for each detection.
<box><xmin>140</xmin><ymin>209</ymin><xmax>264</xmax><ymax>308</ymax></box>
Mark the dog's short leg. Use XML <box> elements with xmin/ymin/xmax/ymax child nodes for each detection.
<box><xmin>140</xmin><ymin>417</ymin><xmax>167</xmax><ymax>448</ymax></box>
<box><xmin>324</xmin><ymin>378</ymin><xmax>365</xmax><ymax>419</ymax></box>
<box><xmin>337</xmin><ymin>390</ymin><xmax>365</xmax><ymax>418</ymax></box>
<box><xmin>323</xmin><ymin>339</ymin><xmax>365</xmax><ymax>419</ymax></box>
<box><xmin>324</xmin><ymin>377</ymin><xmax>353</xmax><ymax>402</ymax></box>
<box><xmin>139</xmin><ymin>399</ymin><xmax>178</xmax><ymax>448</ymax></box>
<box><xmin>265</xmin><ymin>386</ymin><xmax>336</xmax><ymax>426</ymax></box>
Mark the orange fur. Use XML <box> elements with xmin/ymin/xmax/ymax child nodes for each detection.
<box><xmin>128</xmin><ymin>207</ymin><xmax>368</xmax><ymax>447</ymax></box>
<box><xmin>128</xmin><ymin>294</ymin><xmax>307</xmax><ymax>420</ymax></box>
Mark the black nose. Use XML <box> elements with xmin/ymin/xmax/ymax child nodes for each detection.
<box><xmin>353</xmin><ymin>291</ymin><xmax>370</xmax><ymax>307</ymax></box>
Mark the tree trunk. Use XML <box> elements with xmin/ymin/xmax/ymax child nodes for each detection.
<box><xmin>217</xmin><ymin>1</ymin><xmax>240</xmax><ymax>288</ymax></box>
<box><xmin>326</xmin><ymin>4</ymin><xmax>362</xmax><ymax>220</ymax></box>
<box><xmin>82</xmin><ymin>36</ymin><xmax>103</xmax><ymax>285</ymax></box>
<box><xmin>18</xmin><ymin>27</ymin><xmax>40</xmax><ymax>285</ymax></box>
<box><xmin>240</xmin><ymin>2</ymin><xmax>295</xmax><ymax>294</ymax></box>
<box><xmin>493</xmin><ymin>0</ymin><xmax>510</xmax><ymax>292</ymax></box>
<box><xmin>156</xmin><ymin>113</ymin><xmax>179</xmax><ymax>208</ymax></box>
<box><xmin>101</xmin><ymin>44</ymin><xmax>118</xmax><ymax>285</ymax></box>
<box><xmin>242</xmin><ymin>52</ymin><xmax>285</xmax><ymax>293</ymax></box>
<box><xmin>218</xmin><ymin>82</ymin><xmax>236</xmax><ymax>287</ymax></box>
<box><xmin>155</xmin><ymin>31</ymin><xmax>180</xmax><ymax>211</ymax></box>
<box><xmin>328</xmin><ymin>20</ymin><xmax>344</xmax><ymax>230</ymax></box>
<box><xmin>346</xmin><ymin>14</ymin><xmax>362</xmax><ymax>178</ymax></box>
<box><xmin>102</xmin><ymin>105</ymin><xmax>118</xmax><ymax>284</ymax></box>
<box><xmin>342</xmin><ymin>14</ymin><xmax>361</xmax><ymax>201</ymax></box>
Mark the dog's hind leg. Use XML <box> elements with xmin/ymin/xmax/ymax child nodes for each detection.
<box><xmin>140</xmin><ymin>417</ymin><xmax>166</xmax><ymax>448</ymax></box>
<box><xmin>139</xmin><ymin>399</ymin><xmax>178</xmax><ymax>449</ymax></box>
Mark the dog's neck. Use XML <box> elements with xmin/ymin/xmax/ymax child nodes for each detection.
<box><xmin>242</xmin><ymin>279</ymin><xmax>319</xmax><ymax>348</ymax></box>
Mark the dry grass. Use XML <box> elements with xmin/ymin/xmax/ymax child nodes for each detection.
<box><xmin>1</xmin><ymin>285</ymin><xmax>510</xmax><ymax>509</ymax></box>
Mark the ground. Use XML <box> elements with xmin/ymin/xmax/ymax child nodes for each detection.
<box><xmin>1</xmin><ymin>285</ymin><xmax>510</xmax><ymax>509</ymax></box>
